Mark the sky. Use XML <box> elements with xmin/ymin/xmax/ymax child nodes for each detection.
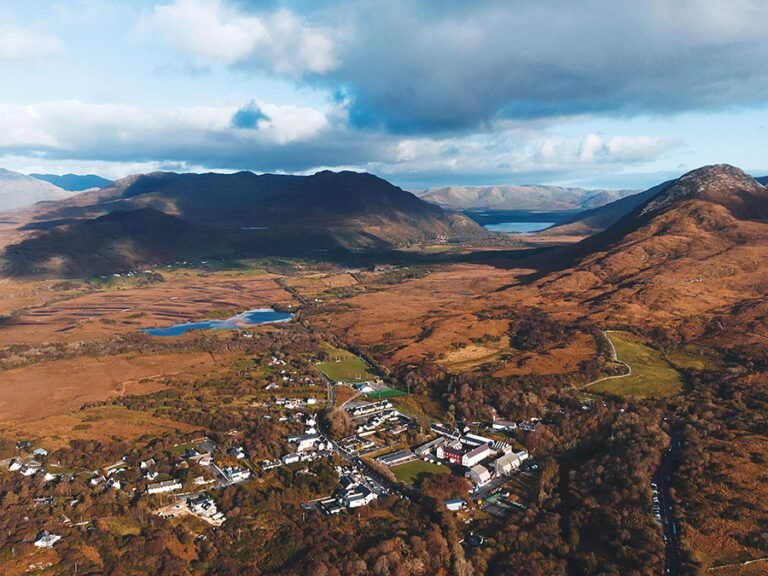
<box><xmin>1</xmin><ymin>0</ymin><xmax>768</xmax><ymax>190</ymax></box>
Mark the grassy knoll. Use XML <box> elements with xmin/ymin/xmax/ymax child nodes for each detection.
<box><xmin>316</xmin><ymin>346</ymin><xmax>377</xmax><ymax>383</ymax></box>
<box><xmin>391</xmin><ymin>459</ymin><xmax>448</xmax><ymax>484</ymax></box>
<box><xmin>591</xmin><ymin>332</ymin><xmax>685</xmax><ymax>397</ymax></box>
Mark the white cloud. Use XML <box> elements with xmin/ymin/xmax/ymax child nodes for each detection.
<box><xmin>0</xmin><ymin>25</ymin><xmax>62</xmax><ymax>61</ymax></box>
<box><xmin>0</xmin><ymin>100</ymin><xmax>330</xmax><ymax>152</ymax></box>
<box><xmin>579</xmin><ymin>133</ymin><xmax>604</xmax><ymax>162</ymax></box>
<box><xmin>606</xmin><ymin>135</ymin><xmax>676</xmax><ymax>161</ymax></box>
<box><xmin>147</xmin><ymin>0</ymin><xmax>336</xmax><ymax>75</ymax></box>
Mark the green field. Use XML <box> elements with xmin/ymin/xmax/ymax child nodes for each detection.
<box><xmin>316</xmin><ymin>346</ymin><xmax>377</xmax><ymax>383</ymax></box>
<box><xmin>591</xmin><ymin>332</ymin><xmax>685</xmax><ymax>397</ymax></box>
<box><xmin>391</xmin><ymin>459</ymin><xmax>448</xmax><ymax>484</ymax></box>
<box><xmin>365</xmin><ymin>387</ymin><xmax>407</xmax><ymax>399</ymax></box>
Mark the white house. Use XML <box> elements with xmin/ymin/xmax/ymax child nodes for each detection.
<box><xmin>281</xmin><ymin>453</ymin><xmax>301</xmax><ymax>465</ymax></box>
<box><xmin>288</xmin><ymin>433</ymin><xmax>321</xmax><ymax>452</ymax></box>
<box><xmin>147</xmin><ymin>479</ymin><xmax>183</xmax><ymax>494</ymax></box>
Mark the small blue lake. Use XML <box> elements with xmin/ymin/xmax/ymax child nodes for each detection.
<box><xmin>483</xmin><ymin>221</ymin><xmax>555</xmax><ymax>234</ymax></box>
<box><xmin>144</xmin><ymin>308</ymin><xmax>292</xmax><ymax>336</ymax></box>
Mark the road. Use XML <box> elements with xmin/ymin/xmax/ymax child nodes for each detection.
<box><xmin>581</xmin><ymin>330</ymin><xmax>633</xmax><ymax>390</ymax></box>
<box><xmin>314</xmin><ymin>404</ymin><xmax>404</xmax><ymax>499</ymax></box>
<box><xmin>657</xmin><ymin>428</ymin><xmax>682</xmax><ymax>576</ymax></box>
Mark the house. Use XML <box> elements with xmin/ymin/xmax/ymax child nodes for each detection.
<box><xmin>414</xmin><ymin>437</ymin><xmax>447</xmax><ymax>457</ymax></box>
<box><xmin>467</xmin><ymin>464</ymin><xmax>491</xmax><ymax>485</ymax></box>
<box><xmin>491</xmin><ymin>419</ymin><xmax>517</xmax><ymax>432</ymax></box>
<box><xmin>288</xmin><ymin>433</ymin><xmax>321</xmax><ymax>452</ymax></box>
<box><xmin>281</xmin><ymin>453</ymin><xmax>301</xmax><ymax>465</ymax></box>
<box><xmin>224</xmin><ymin>466</ymin><xmax>251</xmax><ymax>483</ymax></box>
<box><xmin>306</xmin><ymin>397</ymin><xmax>317</xmax><ymax>405</ymax></box>
<box><xmin>140</xmin><ymin>459</ymin><xmax>156</xmax><ymax>470</ymax></box>
<box><xmin>461</xmin><ymin>444</ymin><xmax>492</xmax><ymax>468</ymax></box>
<box><xmin>260</xmin><ymin>459</ymin><xmax>282</xmax><ymax>470</ymax></box>
<box><xmin>33</xmin><ymin>531</ymin><xmax>61</xmax><ymax>548</ymax></box>
<box><xmin>444</xmin><ymin>499</ymin><xmax>466</xmax><ymax>512</ymax></box>
<box><xmin>147</xmin><ymin>479</ymin><xmax>183</xmax><ymax>494</ymax></box>
<box><xmin>8</xmin><ymin>459</ymin><xmax>21</xmax><ymax>471</ymax></box>
<box><xmin>33</xmin><ymin>448</ymin><xmax>48</xmax><ymax>457</ymax></box>
<box><xmin>376</xmin><ymin>450</ymin><xmax>414</xmax><ymax>467</ymax></box>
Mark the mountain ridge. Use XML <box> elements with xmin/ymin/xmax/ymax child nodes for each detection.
<box><xmin>419</xmin><ymin>184</ymin><xmax>640</xmax><ymax>212</ymax></box>
<box><xmin>1</xmin><ymin>170</ymin><xmax>496</xmax><ymax>277</ymax></box>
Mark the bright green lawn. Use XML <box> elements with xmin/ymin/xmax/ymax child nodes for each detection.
<box><xmin>591</xmin><ymin>332</ymin><xmax>685</xmax><ymax>397</ymax></box>
<box><xmin>391</xmin><ymin>459</ymin><xmax>448</xmax><ymax>484</ymax></box>
<box><xmin>316</xmin><ymin>347</ymin><xmax>377</xmax><ymax>383</ymax></box>
<box><xmin>365</xmin><ymin>387</ymin><xmax>407</xmax><ymax>399</ymax></box>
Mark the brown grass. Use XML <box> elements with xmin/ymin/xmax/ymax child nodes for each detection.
<box><xmin>0</xmin><ymin>351</ymin><xmax>221</xmax><ymax>423</ymax></box>
<box><xmin>0</xmin><ymin>271</ymin><xmax>294</xmax><ymax>346</ymax></box>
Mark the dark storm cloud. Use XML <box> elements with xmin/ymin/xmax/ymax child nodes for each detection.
<box><xmin>312</xmin><ymin>0</ymin><xmax>768</xmax><ymax>132</ymax></box>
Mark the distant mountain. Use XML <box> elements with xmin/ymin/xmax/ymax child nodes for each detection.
<box><xmin>30</xmin><ymin>173</ymin><xmax>111</xmax><ymax>192</ymax></box>
<box><xmin>0</xmin><ymin>169</ymin><xmax>74</xmax><ymax>211</ymax></box>
<box><xmin>2</xmin><ymin>170</ymin><xmax>493</xmax><ymax>277</ymax></box>
<box><xmin>538</xmin><ymin>182</ymin><xmax>672</xmax><ymax>236</ymax></box>
<box><xmin>418</xmin><ymin>184</ymin><xmax>639</xmax><ymax>212</ymax></box>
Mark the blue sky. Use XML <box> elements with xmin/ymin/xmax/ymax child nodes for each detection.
<box><xmin>1</xmin><ymin>0</ymin><xmax>767</xmax><ymax>189</ymax></box>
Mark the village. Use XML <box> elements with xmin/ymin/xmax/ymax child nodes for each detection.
<box><xmin>1</xmin><ymin>348</ymin><xmax>541</xmax><ymax>552</ymax></box>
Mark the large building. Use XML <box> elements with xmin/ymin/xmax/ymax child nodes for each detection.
<box><xmin>461</xmin><ymin>444</ymin><xmax>492</xmax><ymax>467</ymax></box>
<box><xmin>376</xmin><ymin>450</ymin><xmax>414</xmax><ymax>467</ymax></box>
<box><xmin>437</xmin><ymin>439</ymin><xmax>464</xmax><ymax>464</ymax></box>
<box><xmin>467</xmin><ymin>464</ymin><xmax>491</xmax><ymax>485</ymax></box>
<box><xmin>493</xmin><ymin>450</ymin><xmax>530</xmax><ymax>476</ymax></box>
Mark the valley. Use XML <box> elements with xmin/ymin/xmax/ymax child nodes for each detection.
<box><xmin>0</xmin><ymin>165</ymin><xmax>766</xmax><ymax>575</ymax></box>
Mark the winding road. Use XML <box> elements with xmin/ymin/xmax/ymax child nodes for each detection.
<box><xmin>581</xmin><ymin>330</ymin><xmax>633</xmax><ymax>390</ymax></box>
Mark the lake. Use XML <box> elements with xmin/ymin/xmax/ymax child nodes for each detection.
<box><xmin>143</xmin><ymin>308</ymin><xmax>292</xmax><ymax>336</ymax></box>
<box><xmin>483</xmin><ymin>221</ymin><xmax>555</xmax><ymax>234</ymax></box>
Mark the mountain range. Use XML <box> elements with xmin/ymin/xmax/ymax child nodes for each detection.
<box><xmin>418</xmin><ymin>184</ymin><xmax>639</xmax><ymax>212</ymax></box>
<box><xmin>1</xmin><ymin>170</ymin><xmax>492</xmax><ymax>277</ymax></box>
<box><xmin>30</xmin><ymin>173</ymin><xmax>111</xmax><ymax>192</ymax></box>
